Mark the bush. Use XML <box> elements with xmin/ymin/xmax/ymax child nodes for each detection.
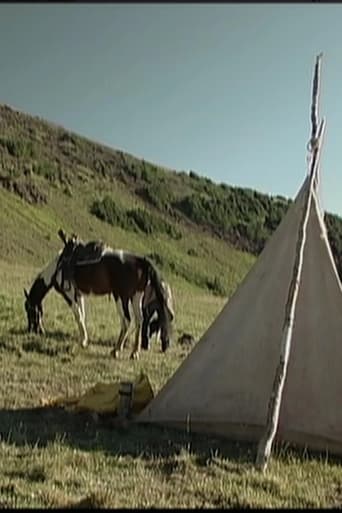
<box><xmin>33</xmin><ymin>161</ymin><xmax>58</xmax><ymax>182</ymax></box>
<box><xmin>127</xmin><ymin>208</ymin><xmax>182</xmax><ymax>239</ymax></box>
<box><xmin>135</xmin><ymin>185</ymin><xmax>173</xmax><ymax>213</ymax></box>
<box><xmin>0</xmin><ymin>175</ymin><xmax>47</xmax><ymax>205</ymax></box>
<box><xmin>0</xmin><ymin>137</ymin><xmax>35</xmax><ymax>158</ymax></box>
<box><xmin>90</xmin><ymin>197</ymin><xmax>181</xmax><ymax>239</ymax></box>
<box><xmin>189</xmin><ymin>170</ymin><xmax>200</xmax><ymax>180</ymax></box>
<box><xmin>127</xmin><ymin>208</ymin><xmax>155</xmax><ymax>234</ymax></box>
<box><xmin>173</xmin><ymin>185</ymin><xmax>292</xmax><ymax>256</ymax></box>
<box><xmin>90</xmin><ymin>196</ymin><xmax>134</xmax><ymax>230</ymax></box>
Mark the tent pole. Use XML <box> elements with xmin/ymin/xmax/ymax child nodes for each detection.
<box><xmin>255</xmin><ymin>53</ymin><xmax>324</xmax><ymax>472</ymax></box>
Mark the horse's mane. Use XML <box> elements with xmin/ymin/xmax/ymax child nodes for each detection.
<box><xmin>31</xmin><ymin>250</ymin><xmax>63</xmax><ymax>288</ymax></box>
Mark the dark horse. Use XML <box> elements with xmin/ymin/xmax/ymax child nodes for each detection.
<box><xmin>24</xmin><ymin>229</ymin><xmax>172</xmax><ymax>359</ymax></box>
<box><xmin>141</xmin><ymin>279</ymin><xmax>174</xmax><ymax>352</ymax></box>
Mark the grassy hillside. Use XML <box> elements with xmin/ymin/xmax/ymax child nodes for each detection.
<box><xmin>1</xmin><ymin>103</ymin><xmax>342</xmax><ymax>283</ymax></box>
<box><xmin>0</xmin><ymin>104</ymin><xmax>341</xmax><ymax>507</ymax></box>
<box><xmin>0</xmin><ymin>103</ymin><xmax>257</xmax><ymax>299</ymax></box>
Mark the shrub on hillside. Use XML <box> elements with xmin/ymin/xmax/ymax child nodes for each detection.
<box><xmin>0</xmin><ymin>137</ymin><xmax>35</xmax><ymax>159</ymax></box>
<box><xmin>140</xmin><ymin>161</ymin><xmax>159</xmax><ymax>184</ymax></box>
<box><xmin>126</xmin><ymin>208</ymin><xmax>155</xmax><ymax>234</ymax></box>
<box><xmin>90</xmin><ymin>196</ymin><xmax>134</xmax><ymax>231</ymax></box>
<box><xmin>174</xmin><ymin>186</ymin><xmax>293</xmax><ymax>255</ymax></box>
<box><xmin>0</xmin><ymin>175</ymin><xmax>47</xmax><ymax>205</ymax></box>
<box><xmin>189</xmin><ymin>170</ymin><xmax>201</xmax><ymax>180</ymax></box>
<box><xmin>127</xmin><ymin>208</ymin><xmax>182</xmax><ymax>239</ymax></box>
<box><xmin>135</xmin><ymin>185</ymin><xmax>174</xmax><ymax>214</ymax></box>
<box><xmin>90</xmin><ymin>197</ymin><xmax>181</xmax><ymax>239</ymax></box>
<box><xmin>175</xmin><ymin>193</ymin><xmax>232</xmax><ymax>232</ymax></box>
<box><xmin>33</xmin><ymin>161</ymin><xmax>59</xmax><ymax>182</ymax></box>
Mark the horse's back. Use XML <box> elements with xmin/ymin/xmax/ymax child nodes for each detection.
<box><xmin>74</xmin><ymin>240</ymin><xmax>108</xmax><ymax>264</ymax></box>
<box><xmin>96</xmin><ymin>250</ymin><xmax>146</xmax><ymax>297</ymax></box>
<box><xmin>72</xmin><ymin>248</ymin><xmax>147</xmax><ymax>298</ymax></box>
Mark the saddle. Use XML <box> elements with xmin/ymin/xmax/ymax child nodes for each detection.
<box><xmin>56</xmin><ymin>230</ymin><xmax>107</xmax><ymax>288</ymax></box>
<box><xmin>71</xmin><ymin>240</ymin><xmax>106</xmax><ymax>265</ymax></box>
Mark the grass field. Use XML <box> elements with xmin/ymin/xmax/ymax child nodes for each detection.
<box><xmin>0</xmin><ymin>259</ymin><xmax>341</xmax><ymax>508</ymax></box>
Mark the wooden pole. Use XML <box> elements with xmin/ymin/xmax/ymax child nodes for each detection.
<box><xmin>255</xmin><ymin>53</ymin><xmax>324</xmax><ymax>472</ymax></box>
<box><xmin>310</xmin><ymin>53</ymin><xmax>323</xmax><ymax>145</ymax></box>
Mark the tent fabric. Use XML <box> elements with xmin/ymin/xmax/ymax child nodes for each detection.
<box><xmin>138</xmin><ymin>175</ymin><xmax>342</xmax><ymax>455</ymax></box>
<box><xmin>41</xmin><ymin>372</ymin><xmax>154</xmax><ymax>416</ymax></box>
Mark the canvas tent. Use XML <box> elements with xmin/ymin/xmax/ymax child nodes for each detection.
<box><xmin>138</xmin><ymin>54</ymin><xmax>342</xmax><ymax>470</ymax></box>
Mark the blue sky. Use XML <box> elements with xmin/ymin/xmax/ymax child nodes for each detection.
<box><xmin>1</xmin><ymin>4</ymin><xmax>342</xmax><ymax>215</ymax></box>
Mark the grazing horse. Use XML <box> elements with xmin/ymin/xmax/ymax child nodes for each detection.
<box><xmin>24</xmin><ymin>230</ymin><xmax>172</xmax><ymax>359</ymax></box>
<box><xmin>141</xmin><ymin>279</ymin><xmax>174</xmax><ymax>352</ymax></box>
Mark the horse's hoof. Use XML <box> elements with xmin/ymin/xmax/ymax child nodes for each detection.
<box><xmin>111</xmin><ymin>349</ymin><xmax>119</xmax><ymax>359</ymax></box>
<box><xmin>130</xmin><ymin>351</ymin><xmax>140</xmax><ymax>360</ymax></box>
<box><xmin>81</xmin><ymin>340</ymin><xmax>88</xmax><ymax>348</ymax></box>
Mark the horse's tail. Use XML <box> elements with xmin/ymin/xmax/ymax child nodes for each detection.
<box><xmin>143</xmin><ymin>257</ymin><xmax>172</xmax><ymax>351</ymax></box>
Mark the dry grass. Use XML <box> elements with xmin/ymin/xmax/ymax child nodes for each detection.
<box><xmin>0</xmin><ymin>261</ymin><xmax>341</xmax><ymax>508</ymax></box>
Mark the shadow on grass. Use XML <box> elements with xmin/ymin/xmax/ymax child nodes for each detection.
<box><xmin>90</xmin><ymin>337</ymin><xmax>114</xmax><ymax>348</ymax></box>
<box><xmin>0</xmin><ymin>405</ymin><xmax>255</xmax><ymax>468</ymax></box>
<box><xmin>0</xmin><ymin>406</ymin><xmax>340</xmax><ymax>472</ymax></box>
<box><xmin>44</xmin><ymin>329</ymin><xmax>73</xmax><ymax>342</ymax></box>
<box><xmin>8</xmin><ymin>327</ymin><xmax>28</xmax><ymax>336</ymax></box>
<box><xmin>9</xmin><ymin>327</ymin><xmax>72</xmax><ymax>342</ymax></box>
<box><xmin>7</xmin><ymin>327</ymin><xmax>148</xmax><ymax>352</ymax></box>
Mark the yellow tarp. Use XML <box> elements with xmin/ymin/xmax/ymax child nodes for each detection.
<box><xmin>41</xmin><ymin>372</ymin><xmax>154</xmax><ymax>416</ymax></box>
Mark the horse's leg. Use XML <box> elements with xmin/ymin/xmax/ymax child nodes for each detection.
<box><xmin>141</xmin><ymin>317</ymin><xmax>149</xmax><ymax>351</ymax></box>
<box><xmin>160</xmin><ymin>321</ymin><xmax>170</xmax><ymax>352</ymax></box>
<box><xmin>151</xmin><ymin>319</ymin><xmax>161</xmax><ymax>347</ymax></box>
<box><xmin>141</xmin><ymin>307</ymin><xmax>153</xmax><ymax>351</ymax></box>
<box><xmin>111</xmin><ymin>298</ymin><xmax>130</xmax><ymax>358</ymax></box>
<box><xmin>123</xmin><ymin>305</ymin><xmax>136</xmax><ymax>348</ymax></box>
<box><xmin>54</xmin><ymin>278</ymin><xmax>88</xmax><ymax>347</ymax></box>
<box><xmin>130</xmin><ymin>292</ymin><xmax>143</xmax><ymax>360</ymax></box>
<box><xmin>38</xmin><ymin>315</ymin><xmax>46</xmax><ymax>336</ymax></box>
<box><xmin>78</xmin><ymin>294</ymin><xmax>88</xmax><ymax>347</ymax></box>
<box><xmin>71</xmin><ymin>294</ymin><xmax>88</xmax><ymax>348</ymax></box>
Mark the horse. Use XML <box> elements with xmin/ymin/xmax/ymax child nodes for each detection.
<box><xmin>141</xmin><ymin>279</ymin><xmax>174</xmax><ymax>352</ymax></box>
<box><xmin>23</xmin><ymin>229</ymin><xmax>172</xmax><ymax>360</ymax></box>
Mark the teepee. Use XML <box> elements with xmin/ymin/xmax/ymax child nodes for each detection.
<box><xmin>138</xmin><ymin>54</ymin><xmax>342</xmax><ymax>470</ymax></box>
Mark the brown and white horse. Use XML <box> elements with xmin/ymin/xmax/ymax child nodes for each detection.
<box><xmin>24</xmin><ymin>231</ymin><xmax>172</xmax><ymax>359</ymax></box>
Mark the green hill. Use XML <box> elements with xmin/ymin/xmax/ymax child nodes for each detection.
<box><xmin>1</xmin><ymin>103</ymin><xmax>342</xmax><ymax>292</ymax></box>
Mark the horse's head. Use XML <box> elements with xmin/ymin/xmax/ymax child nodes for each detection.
<box><xmin>144</xmin><ymin>279</ymin><xmax>174</xmax><ymax>319</ymax></box>
<box><xmin>24</xmin><ymin>288</ymin><xmax>44</xmax><ymax>335</ymax></box>
<box><xmin>157</xmin><ymin>280</ymin><xmax>174</xmax><ymax>352</ymax></box>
